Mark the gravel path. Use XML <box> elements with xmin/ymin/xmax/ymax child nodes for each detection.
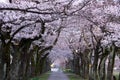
<box><xmin>48</xmin><ymin>71</ymin><xmax>69</xmax><ymax>80</ymax></box>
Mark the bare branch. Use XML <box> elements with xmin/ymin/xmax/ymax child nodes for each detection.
<box><xmin>70</xmin><ymin>0</ymin><xmax>91</xmax><ymax>15</ymax></box>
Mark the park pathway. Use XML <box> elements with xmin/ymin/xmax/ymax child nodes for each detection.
<box><xmin>48</xmin><ymin>71</ymin><xmax>69</xmax><ymax>80</ymax></box>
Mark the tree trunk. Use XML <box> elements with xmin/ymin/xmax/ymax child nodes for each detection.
<box><xmin>1</xmin><ymin>43</ymin><xmax>10</xmax><ymax>80</ymax></box>
<box><xmin>30</xmin><ymin>54</ymin><xmax>35</xmax><ymax>77</ymax></box>
<box><xmin>0</xmin><ymin>58</ymin><xmax>4</xmax><ymax>80</ymax></box>
<box><xmin>83</xmin><ymin>53</ymin><xmax>89</xmax><ymax>79</ymax></box>
<box><xmin>9</xmin><ymin>57</ymin><xmax>20</xmax><ymax>80</ymax></box>
<box><xmin>74</xmin><ymin>56</ymin><xmax>80</xmax><ymax>75</ymax></box>
<box><xmin>93</xmin><ymin>50</ymin><xmax>99</xmax><ymax>80</ymax></box>
<box><xmin>107</xmin><ymin>45</ymin><xmax>116</xmax><ymax>80</ymax></box>
<box><xmin>98</xmin><ymin>57</ymin><xmax>107</xmax><ymax>80</ymax></box>
<box><xmin>0</xmin><ymin>45</ymin><xmax>4</xmax><ymax>79</ymax></box>
<box><xmin>5</xmin><ymin>45</ymin><xmax>20</xmax><ymax>80</ymax></box>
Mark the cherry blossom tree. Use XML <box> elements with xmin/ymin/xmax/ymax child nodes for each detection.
<box><xmin>0</xmin><ymin>0</ymin><xmax>120</xmax><ymax>80</ymax></box>
<box><xmin>0</xmin><ymin>0</ymin><xmax>65</xmax><ymax>79</ymax></box>
<box><xmin>63</xmin><ymin>0</ymin><xmax>120</xmax><ymax>80</ymax></box>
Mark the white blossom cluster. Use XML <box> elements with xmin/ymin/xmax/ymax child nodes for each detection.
<box><xmin>83</xmin><ymin>1</ymin><xmax>120</xmax><ymax>48</ymax></box>
<box><xmin>0</xmin><ymin>1</ymin><xmax>61</xmax><ymax>44</ymax></box>
<box><xmin>0</xmin><ymin>0</ymin><xmax>120</xmax><ymax>62</ymax></box>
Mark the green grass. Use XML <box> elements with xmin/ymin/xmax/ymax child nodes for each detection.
<box><xmin>63</xmin><ymin>69</ymin><xmax>73</xmax><ymax>73</ymax></box>
<box><xmin>66</xmin><ymin>73</ymin><xmax>87</xmax><ymax>80</ymax></box>
<box><xmin>63</xmin><ymin>69</ymin><xmax>86</xmax><ymax>80</ymax></box>
<box><xmin>113</xmin><ymin>71</ymin><xmax>119</xmax><ymax>80</ymax></box>
<box><xmin>30</xmin><ymin>72</ymin><xmax>50</xmax><ymax>80</ymax></box>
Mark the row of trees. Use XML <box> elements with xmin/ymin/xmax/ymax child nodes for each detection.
<box><xmin>0</xmin><ymin>0</ymin><xmax>65</xmax><ymax>80</ymax></box>
<box><xmin>0</xmin><ymin>0</ymin><xmax>120</xmax><ymax>80</ymax></box>
<box><xmin>65</xmin><ymin>0</ymin><xmax>120</xmax><ymax>80</ymax></box>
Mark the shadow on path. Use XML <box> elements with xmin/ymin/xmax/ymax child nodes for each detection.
<box><xmin>48</xmin><ymin>71</ymin><xmax>69</xmax><ymax>80</ymax></box>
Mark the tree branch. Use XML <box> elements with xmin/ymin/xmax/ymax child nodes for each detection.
<box><xmin>0</xmin><ymin>7</ymin><xmax>60</xmax><ymax>14</ymax></box>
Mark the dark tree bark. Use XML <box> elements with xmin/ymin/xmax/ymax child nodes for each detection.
<box><xmin>1</xmin><ymin>43</ymin><xmax>10</xmax><ymax>80</ymax></box>
<box><xmin>107</xmin><ymin>44</ymin><xmax>116</xmax><ymax>80</ymax></box>
<box><xmin>9</xmin><ymin>0</ymin><xmax>12</xmax><ymax>3</ymax></box>
<box><xmin>8</xmin><ymin>45</ymin><xmax>20</xmax><ymax>80</ymax></box>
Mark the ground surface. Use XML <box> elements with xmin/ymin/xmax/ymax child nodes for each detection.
<box><xmin>48</xmin><ymin>71</ymin><xmax>69</xmax><ymax>80</ymax></box>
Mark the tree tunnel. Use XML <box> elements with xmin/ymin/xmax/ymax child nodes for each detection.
<box><xmin>0</xmin><ymin>0</ymin><xmax>120</xmax><ymax>80</ymax></box>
